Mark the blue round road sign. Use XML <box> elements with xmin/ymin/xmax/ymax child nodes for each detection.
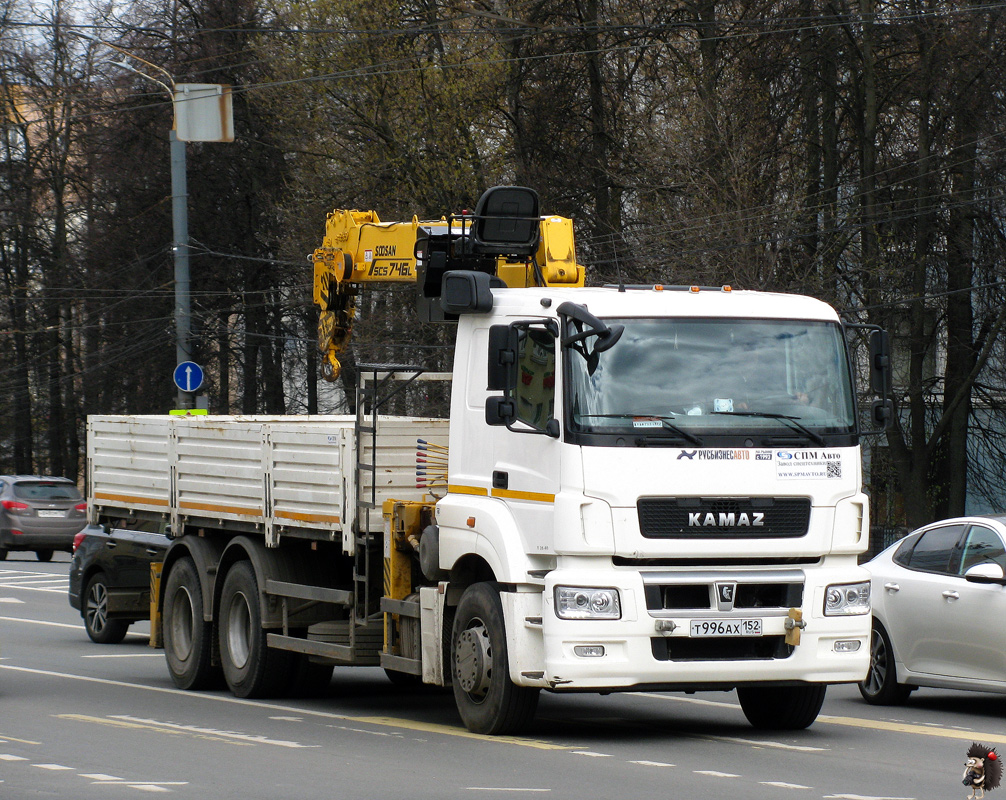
<box><xmin>174</xmin><ymin>361</ymin><xmax>204</xmax><ymax>393</ymax></box>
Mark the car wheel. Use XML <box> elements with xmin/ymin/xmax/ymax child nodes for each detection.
<box><xmin>859</xmin><ymin>622</ymin><xmax>912</xmax><ymax>705</ymax></box>
<box><xmin>84</xmin><ymin>572</ymin><xmax>129</xmax><ymax>644</ymax></box>
<box><xmin>36</xmin><ymin>549</ymin><xmax>54</xmax><ymax>562</ymax></box>
<box><xmin>0</xmin><ymin>546</ymin><xmax>7</xmax><ymax>561</ymax></box>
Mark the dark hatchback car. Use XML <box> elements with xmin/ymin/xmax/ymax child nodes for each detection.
<box><xmin>0</xmin><ymin>475</ymin><xmax>87</xmax><ymax>561</ymax></box>
<box><xmin>69</xmin><ymin>524</ymin><xmax>170</xmax><ymax>643</ymax></box>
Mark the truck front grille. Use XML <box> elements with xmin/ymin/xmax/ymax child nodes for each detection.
<box><xmin>638</xmin><ymin>497</ymin><xmax>811</xmax><ymax>538</ymax></box>
<box><xmin>644</xmin><ymin>581</ymin><xmax>804</xmax><ymax>611</ymax></box>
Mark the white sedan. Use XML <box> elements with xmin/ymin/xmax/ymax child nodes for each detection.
<box><xmin>860</xmin><ymin>515</ymin><xmax>1006</xmax><ymax>704</ymax></box>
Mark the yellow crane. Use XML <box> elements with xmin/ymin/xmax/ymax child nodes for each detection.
<box><xmin>312</xmin><ymin>186</ymin><xmax>585</xmax><ymax>380</ymax></box>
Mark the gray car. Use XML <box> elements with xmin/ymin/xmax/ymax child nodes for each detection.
<box><xmin>859</xmin><ymin>515</ymin><xmax>1006</xmax><ymax>704</ymax></box>
<box><xmin>0</xmin><ymin>475</ymin><xmax>88</xmax><ymax>561</ymax></box>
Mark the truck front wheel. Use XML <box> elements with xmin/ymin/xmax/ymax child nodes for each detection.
<box><xmin>163</xmin><ymin>557</ymin><xmax>219</xmax><ymax>689</ymax></box>
<box><xmin>451</xmin><ymin>582</ymin><xmax>539</xmax><ymax>735</ymax></box>
<box><xmin>218</xmin><ymin>560</ymin><xmax>293</xmax><ymax>698</ymax></box>
<box><xmin>737</xmin><ymin>684</ymin><xmax>826</xmax><ymax>730</ymax></box>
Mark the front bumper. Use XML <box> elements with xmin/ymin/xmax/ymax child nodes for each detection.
<box><xmin>518</xmin><ymin>564</ymin><xmax>870</xmax><ymax>690</ymax></box>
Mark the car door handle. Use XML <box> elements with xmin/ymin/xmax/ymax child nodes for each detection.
<box><xmin>884</xmin><ymin>582</ymin><xmax>900</xmax><ymax>592</ymax></box>
<box><xmin>942</xmin><ymin>590</ymin><xmax>960</xmax><ymax>600</ymax></box>
<box><xmin>105</xmin><ymin>541</ymin><xmax>118</xmax><ymax>549</ymax></box>
<box><xmin>146</xmin><ymin>548</ymin><xmax>160</xmax><ymax>556</ymax></box>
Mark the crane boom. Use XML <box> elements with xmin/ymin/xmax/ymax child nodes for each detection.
<box><xmin>312</xmin><ymin>186</ymin><xmax>585</xmax><ymax>381</ymax></box>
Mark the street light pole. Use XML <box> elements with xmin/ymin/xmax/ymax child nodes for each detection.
<box><xmin>76</xmin><ymin>33</ymin><xmax>231</xmax><ymax>411</ymax></box>
<box><xmin>80</xmin><ymin>35</ymin><xmax>196</xmax><ymax>409</ymax></box>
<box><xmin>170</xmin><ymin>129</ymin><xmax>193</xmax><ymax>409</ymax></box>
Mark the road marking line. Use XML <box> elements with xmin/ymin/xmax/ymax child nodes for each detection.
<box><xmin>634</xmin><ymin>690</ymin><xmax>1006</xmax><ymax>745</ymax></box>
<box><xmin>81</xmin><ymin>654</ymin><xmax>163</xmax><ymax>659</ymax></box>
<box><xmin>0</xmin><ymin>734</ymin><xmax>41</xmax><ymax>745</ymax></box>
<box><xmin>110</xmin><ymin>715</ymin><xmax>319</xmax><ymax>748</ymax></box>
<box><xmin>0</xmin><ymin>666</ymin><xmax>571</xmax><ymax>751</ymax></box>
<box><xmin>630</xmin><ymin>760</ymin><xmax>675</xmax><ymax>767</ymax></box>
<box><xmin>694</xmin><ymin>770</ymin><xmax>740</xmax><ymax>778</ymax></box>
<box><xmin>81</xmin><ymin>773</ymin><xmax>125</xmax><ymax>780</ymax></box>
<box><xmin>0</xmin><ymin>598</ymin><xmax>25</xmax><ymax>604</ymax></box>
<box><xmin>0</xmin><ymin>754</ymin><xmax>29</xmax><ymax>760</ymax></box>
<box><xmin>91</xmin><ymin>781</ymin><xmax>188</xmax><ymax>786</ymax></box>
<box><xmin>0</xmin><ymin>616</ymin><xmax>80</xmax><ymax>630</ymax></box>
<box><xmin>762</xmin><ymin>782</ymin><xmax>813</xmax><ymax>789</ymax></box>
<box><xmin>33</xmin><ymin>763</ymin><xmax>74</xmax><ymax>770</ymax></box>
<box><xmin>466</xmin><ymin>789</ymin><xmax>550</xmax><ymax>792</ymax></box>
<box><xmin>57</xmin><ymin>714</ymin><xmax>254</xmax><ymax>745</ymax></box>
<box><xmin>823</xmin><ymin>795</ymin><xmax>915</xmax><ymax>800</ymax></box>
<box><xmin>328</xmin><ymin>725</ymin><xmax>402</xmax><ymax>737</ymax></box>
<box><xmin>632</xmin><ymin>691</ymin><xmax>738</xmax><ymax>709</ymax></box>
<box><xmin>572</xmin><ymin>751</ymin><xmax>612</xmax><ymax>757</ymax></box>
<box><xmin>818</xmin><ymin>713</ymin><xmax>1006</xmax><ymax>743</ymax></box>
<box><xmin>689</xmin><ymin>733</ymin><xmax>826</xmax><ymax>752</ymax></box>
<box><xmin>0</xmin><ymin>586</ymin><xmax>66</xmax><ymax>594</ymax></box>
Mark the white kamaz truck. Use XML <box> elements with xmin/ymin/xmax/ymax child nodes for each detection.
<box><xmin>87</xmin><ymin>187</ymin><xmax>890</xmax><ymax>734</ymax></box>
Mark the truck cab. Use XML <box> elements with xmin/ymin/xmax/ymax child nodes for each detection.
<box><xmin>433</xmin><ymin>283</ymin><xmax>873</xmax><ymax>732</ymax></box>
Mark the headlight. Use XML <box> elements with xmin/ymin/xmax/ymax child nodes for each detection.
<box><xmin>554</xmin><ymin>586</ymin><xmax>621</xmax><ymax>620</ymax></box>
<box><xmin>824</xmin><ymin>581</ymin><xmax>870</xmax><ymax>616</ymax></box>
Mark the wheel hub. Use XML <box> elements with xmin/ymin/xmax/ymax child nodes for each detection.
<box><xmin>455</xmin><ymin>622</ymin><xmax>493</xmax><ymax>699</ymax></box>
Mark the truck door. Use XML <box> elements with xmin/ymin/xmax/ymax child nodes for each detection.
<box><xmin>490</xmin><ymin>324</ymin><xmax>561</xmax><ymax>556</ymax></box>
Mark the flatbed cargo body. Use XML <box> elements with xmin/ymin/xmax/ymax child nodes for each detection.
<box><xmin>88</xmin><ymin>414</ymin><xmax>448</xmax><ymax>549</ymax></box>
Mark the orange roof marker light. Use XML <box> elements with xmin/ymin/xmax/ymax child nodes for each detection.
<box><xmin>690</xmin><ymin>285</ymin><xmax>701</xmax><ymax>293</ymax></box>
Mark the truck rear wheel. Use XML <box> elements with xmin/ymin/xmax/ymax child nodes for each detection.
<box><xmin>218</xmin><ymin>560</ymin><xmax>294</xmax><ymax>698</ymax></box>
<box><xmin>163</xmin><ymin>557</ymin><xmax>219</xmax><ymax>690</ymax></box>
<box><xmin>451</xmin><ymin>582</ymin><xmax>539</xmax><ymax>735</ymax></box>
<box><xmin>737</xmin><ymin>684</ymin><xmax>826</xmax><ymax>730</ymax></box>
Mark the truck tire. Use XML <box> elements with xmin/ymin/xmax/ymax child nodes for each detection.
<box><xmin>83</xmin><ymin>572</ymin><xmax>129</xmax><ymax>644</ymax></box>
<box><xmin>451</xmin><ymin>582</ymin><xmax>539</xmax><ymax>735</ymax></box>
<box><xmin>163</xmin><ymin>557</ymin><xmax>219</xmax><ymax>690</ymax></box>
<box><xmin>737</xmin><ymin>684</ymin><xmax>826</xmax><ymax>730</ymax></box>
<box><xmin>859</xmin><ymin>622</ymin><xmax>912</xmax><ymax>705</ymax></box>
<box><xmin>36</xmin><ymin>549</ymin><xmax>54</xmax><ymax>562</ymax></box>
<box><xmin>218</xmin><ymin>560</ymin><xmax>294</xmax><ymax>698</ymax></box>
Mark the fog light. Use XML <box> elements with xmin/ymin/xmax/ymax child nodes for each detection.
<box><xmin>834</xmin><ymin>640</ymin><xmax>861</xmax><ymax>653</ymax></box>
<box><xmin>573</xmin><ymin>645</ymin><xmax>606</xmax><ymax>657</ymax></box>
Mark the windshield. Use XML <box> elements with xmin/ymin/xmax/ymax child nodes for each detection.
<box><xmin>566</xmin><ymin>318</ymin><xmax>856</xmax><ymax>441</ymax></box>
<box><xmin>13</xmin><ymin>481</ymin><xmax>83</xmax><ymax>501</ymax></box>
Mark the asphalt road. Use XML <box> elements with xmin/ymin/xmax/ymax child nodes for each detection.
<box><xmin>2</xmin><ymin>554</ymin><xmax>1004</xmax><ymax>799</ymax></box>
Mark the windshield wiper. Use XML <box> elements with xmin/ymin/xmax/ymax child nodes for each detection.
<box><xmin>576</xmin><ymin>413</ymin><xmax>703</xmax><ymax>446</ymax></box>
<box><xmin>709</xmin><ymin>411</ymin><xmax>826</xmax><ymax>446</ymax></box>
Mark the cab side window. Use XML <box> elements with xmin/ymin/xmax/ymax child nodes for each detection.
<box><xmin>903</xmin><ymin>524</ymin><xmax>965</xmax><ymax>574</ymax></box>
<box><xmin>958</xmin><ymin>525</ymin><xmax>1006</xmax><ymax>574</ymax></box>
<box><xmin>513</xmin><ymin>327</ymin><xmax>556</xmax><ymax>429</ymax></box>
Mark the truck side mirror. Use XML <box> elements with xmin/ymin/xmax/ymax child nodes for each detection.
<box><xmin>486</xmin><ymin>396</ymin><xmax>515</xmax><ymax>426</ymax></box>
<box><xmin>441</xmin><ymin>271</ymin><xmax>494</xmax><ymax>315</ymax></box>
<box><xmin>869</xmin><ymin>329</ymin><xmax>891</xmax><ymax>395</ymax></box>
<box><xmin>487</xmin><ymin>324</ymin><xmax>517</xmax><ymax>391</ymax></box>
<box><xmin>871</xmin><ymin>399</ymin><xmax>893</xmax><ymax>429</ymax></box>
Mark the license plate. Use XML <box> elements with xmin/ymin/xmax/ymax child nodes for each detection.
<box><xmin>36</xmin><ymin>510</ymin><xmax>65</xmax><ymax>518</ymax></box>
<box><xmin>689</xmin><ymin>619</ymin><xmax>762</xmax><ymax>637</ymax></box>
